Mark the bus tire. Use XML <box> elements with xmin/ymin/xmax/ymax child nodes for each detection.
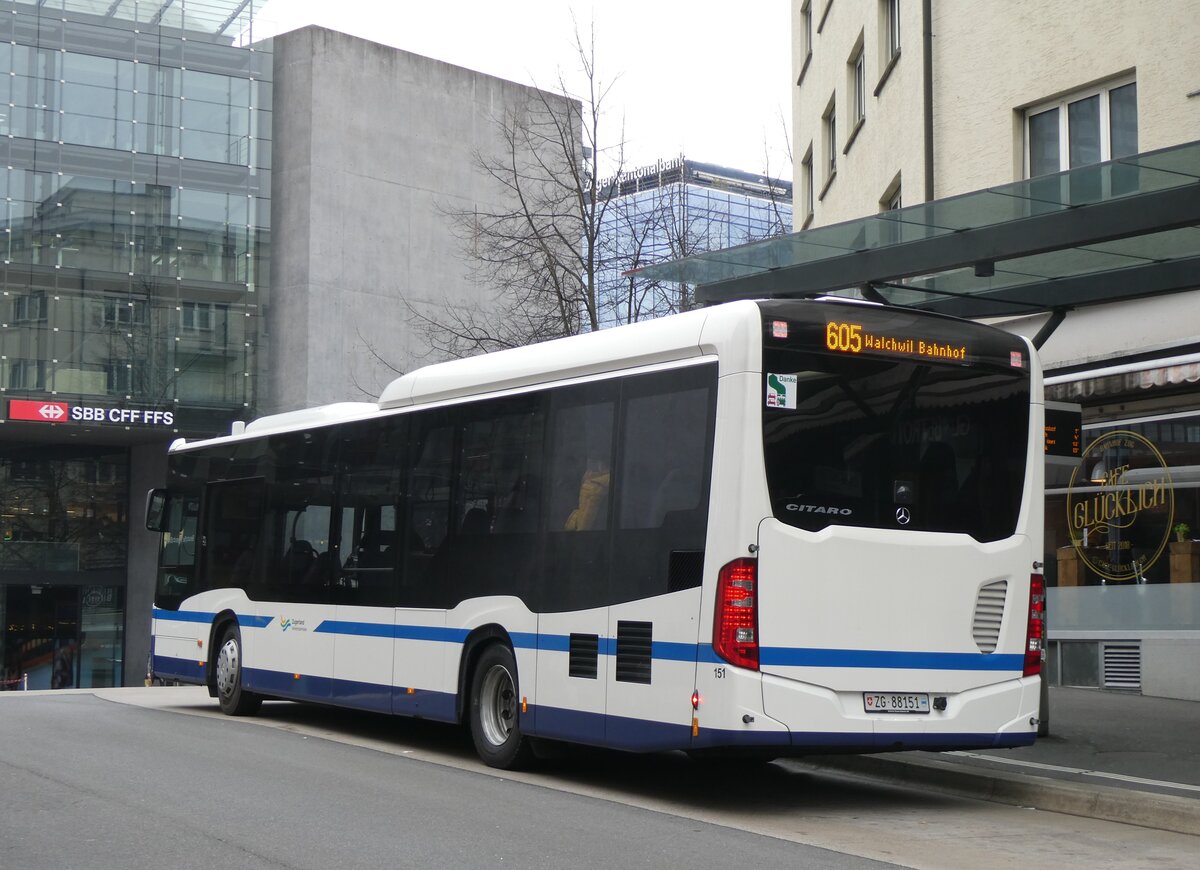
<box><xmin>468</xmin><ymin>643</ymin><xmax>533</xmax><ymax>769</ymax></box>
<box><xmin>215</xmin><ymin>624</ymin><xmax>262</xmax><ymax>716</ymax></box>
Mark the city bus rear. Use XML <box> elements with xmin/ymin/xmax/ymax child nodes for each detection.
<box><xmin>727</xmin><ymin>301</ymin><xmax>1043</xmax><ymax>751</ymax></box>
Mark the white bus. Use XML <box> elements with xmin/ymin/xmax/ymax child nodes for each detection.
<box><xmin>147</xmin><ymin>298</ymin><xmax>1045</xmax><ymax>768</ymax></box>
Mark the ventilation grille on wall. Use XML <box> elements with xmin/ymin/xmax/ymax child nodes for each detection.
<box><xmin>1102</xmin><ymin>642</ymin><xmax>1142</xmax><ymax>690</ymax></box>
<box><xmin>972</xmin><ymin>579</ymin><xmax>1008</xmax><ymax>653</ymax></box>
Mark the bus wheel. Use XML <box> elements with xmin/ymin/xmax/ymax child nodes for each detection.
<box><xmin>469</xmin><ymin>644</ymin><xmax>533</xmax><ymax>769</ymax></box>
<box><xmin>215</xmin><ymin>624</ymin><xmax>262</xmax><ymax>716</ymax></box>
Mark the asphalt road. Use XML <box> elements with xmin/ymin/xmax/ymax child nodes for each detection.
<box><xmin>0</xmin><ymin>693</ymin><xmax>885</xmax><ymax>870</ymax></box>
<box><xmin>2</xmin><ymin>689</ymin><xmax>1198</xmax><ymax>870</ymax></box>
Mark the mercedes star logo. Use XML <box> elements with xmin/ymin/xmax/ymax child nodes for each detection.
<box><xmin>895</xmin><ymin>507</ymin><xmax>911</xmax><ymax>525</ymax></box>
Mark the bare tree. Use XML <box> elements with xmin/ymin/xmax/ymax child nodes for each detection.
<box><xmin>418</xmin><ymin>22</ymin><xmax>623</xmax><ymax>359</ymax></box>
<box><xmin>417</xmin><ymin>24</ymin><xmax>793</xmax><ymax>360</ymax></box>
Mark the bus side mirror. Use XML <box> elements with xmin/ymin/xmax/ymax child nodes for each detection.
<box><xmin>145</xmin><ymin>488</ymin><xmax>174</xmax><ymax>532</ymax></box>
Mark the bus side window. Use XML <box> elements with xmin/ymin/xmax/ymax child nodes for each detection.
<box><xmin>262</xmin><ymin>429</ymin><xmax>337</xmax><ymax>603</ymax></box>
<box><xmin>451</xmin><ymin>398</ymin><xmax>546</xmax><ymax>604</ymax></box>
<box><xmin>337</xmin><ymin>418</ymin><xmax>404</xmax><ymax>607</ymax></box>
<box><xmin>200</xmin><ymin>479</ymin><xmax>267</xmax><ymax>594</ymax></box>
<box><xmin>404</xmin><ymin>418</ymin><xmax>455</xmax><ymax>607</ymax></box>
<box><xmin>548</xmin><ymin>398</ymin><xmax>614</xmax><ymax>532</ymax></box>
<box><xmin>612</xmin><ymin>365</ymin><xmax>716</xmax><ymax>602</ymax></box>
<box><xmin>156</xmin><ymin>495</ymin><xmax>200</xmax><ymax>603</ymax></box>
<box><xmin>542</xmin><ymin>382</ymin><xmax>616</xmax><ymax>612</ymax></box>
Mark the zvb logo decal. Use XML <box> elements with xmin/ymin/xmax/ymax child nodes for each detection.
<box><xmin>895</xmin><ymin>507</ymin><xmax>911</xmax><ymax>525</ymax></box>
<box><xmin>279</xmin><ymin>617</ymin><xmax>307</xmax><ymax>632</ymax></box>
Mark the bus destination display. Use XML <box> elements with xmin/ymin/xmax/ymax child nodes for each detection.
<box><xmin>825</xmin><ymin>320</ymin><xmax>971</xmax><ymax>362</ymax></box>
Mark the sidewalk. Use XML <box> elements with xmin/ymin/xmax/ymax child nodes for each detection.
<box><xmin>805</xmin><ymin>686</ymin><xmax>1200</xmax><ymax>835</ymax></box>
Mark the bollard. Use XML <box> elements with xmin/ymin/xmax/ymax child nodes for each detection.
<box><xmin>22</xmin><ymin>672</ymin><xmax>28</xmax><ymax>691</ymax></box>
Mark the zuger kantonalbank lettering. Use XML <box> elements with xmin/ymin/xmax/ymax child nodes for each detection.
<box><xmin>1066</xmin><ymin>430</ymin><xmax>1174</xmax><ymax>583</ymax></box>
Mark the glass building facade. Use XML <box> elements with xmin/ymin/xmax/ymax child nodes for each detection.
<box><xmin>596</xmin><ymin>158</ymin><xmax>792</xmax><ymax>328</ymax></box>
<box><xmin>0</xmin><ymin>0</ymin><xmax>269</xmax><ymax>690</ymax></box>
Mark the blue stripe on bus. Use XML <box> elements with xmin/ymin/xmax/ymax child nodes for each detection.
<box><xmin>312</xmin><ymin>621</ymin><xmax>471</xmax><ymax>643</ymax></box>
<box><xmin>759</xmin><ymin>647</ymin><xmax>1024</xmax><ymax>671</ymax></box>
<box><xmin>510</xmin><ymin>631</ymin><xmax>542</xmax><ymax>650</ymax></box>
<box><xmin>154</xmin><ymin>613</ymin><xmax>1021</xmax><ymax>673</ymax></box>
<box><xmin>153</xmin><ymin>609</ymin><xmax>274</xmax><ymax>629</ymax></box>
<box><xmin>153</xmin><ymin>608</ymin><xmax>213</xmax><ymax>624</ymax></box>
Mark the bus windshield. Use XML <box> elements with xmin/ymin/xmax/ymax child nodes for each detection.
<box><xmin>760</xmin><ymin>303</ymin><xmax>1030</xmax><ymax>542</ymax></box>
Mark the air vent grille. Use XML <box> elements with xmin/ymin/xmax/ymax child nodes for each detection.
<box><xmin>972</xmin><ymin>579</ymin><xmax>1008</xmax><ymax>653</ymax></box>
<box><xmin>616</xmin><ymin>621</ymin><xmax>653</xmax><ymax>684</ymax></box>
<box><xmin>1102</xmin><ymin>643</ymin><xmax>1141</xmax><ymax>690</ymax></box>
<box><xmin>568</xmin><ymin>633</ymin><xmax>599</xmax><ymax>679</ymax></box>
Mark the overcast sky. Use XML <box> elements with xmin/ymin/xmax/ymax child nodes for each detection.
<box><xmin>254</xmin><ymin>0</ymin><xmax>793</xmax><ymax>178</ymax></box>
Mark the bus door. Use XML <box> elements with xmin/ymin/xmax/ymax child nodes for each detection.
<box><xmin>394</xmin><ymin>415</ymin><xmax>452</xmax><ymax>718</ymax></box>
<box><xmin>246</xmin><ymin>430</ymin><xmax>341</xmax><ymax>701</ymax></box>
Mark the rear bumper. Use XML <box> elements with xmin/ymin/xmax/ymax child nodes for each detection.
<box><xmin>751</xmin><ymin>670</ymin><xmax>1040</xmax><ymax>752</ymax></box>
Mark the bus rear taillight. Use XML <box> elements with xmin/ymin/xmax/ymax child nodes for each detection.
<box><xmin>1024</xmin><ymin>573</ymin><xmax>1045</xmax><ymax>677</ymax></box>
<box><xmin>714</xmin><ymin>558</ymin><xmax>759</xmax><ymax>671</ymax></box>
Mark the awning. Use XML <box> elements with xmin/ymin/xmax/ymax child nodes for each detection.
<box><xmin>1047</xmin><ymin>356</ymin><xmax>1200</xmax><ymax>401</ymax></box>
<box><xmin>633</xmin><ymin>140</ymin><xmax>1200</xmax><ymax>320</ymax></box>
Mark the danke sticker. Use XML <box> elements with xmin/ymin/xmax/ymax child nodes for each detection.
<box><xmin>766</xmin><ymin>373</ymin><xmax>798</xmax><ymax>409</ymax></box>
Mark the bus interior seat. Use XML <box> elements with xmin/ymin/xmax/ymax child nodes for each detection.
<box><xmin>285</xmin><ymin>539</ymin><xmax>315</xmax><ymax>584</ymax></box>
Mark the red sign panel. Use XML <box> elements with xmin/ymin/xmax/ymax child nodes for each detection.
<box><xmin>8</xmin><ymin>399</ymin><xmax>70</xmax><ymax>422</ymax></box>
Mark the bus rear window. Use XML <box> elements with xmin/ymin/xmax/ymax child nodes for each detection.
<box><xmin>762</xmin><ymin>349</ymin><xmax>1029</xmax><ymax>542</ymax></box>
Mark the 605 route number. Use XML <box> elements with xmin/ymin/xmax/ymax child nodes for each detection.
<box><xmin>826</xmin><ymin>321</ymin><xmax>863</xmax><ymax>354</ymax></box>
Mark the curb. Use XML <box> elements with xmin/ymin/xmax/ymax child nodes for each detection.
<box><xmin>805</xmin><ymin>754</ymin><xmax>1200</xmax><ymax>837</ymax></box>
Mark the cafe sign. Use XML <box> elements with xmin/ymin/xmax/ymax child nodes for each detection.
<box><xmin>1067</xmin><ymin>430</ymin><xmax>1174</xmax><ymax>582</ymax></box>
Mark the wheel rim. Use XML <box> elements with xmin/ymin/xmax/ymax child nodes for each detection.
<box><xmin>216</xmin><ymin>637</ymin><xmax>239</xmax><ymax>699</ymax></box>
<box><xmin>478</xmin><ymin>662</ymin><xmax>517</xmax><ymax>748</ymax></box>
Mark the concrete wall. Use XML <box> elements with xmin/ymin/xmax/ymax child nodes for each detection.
<box><xmin>1142</xmin><ymin>639</ymin><xmax>1200</xmax><ymax>702</ymax></box>
<box><xmin>933</xmin><ymin>0</ymin><xmax>1200</xmax><ymax>195</ymax></box>
<box><xmin>268</xmin><ymin>27</ymin><xmax>579</xmax><ymax>413</ymax></box>
<box><xmin>792</xmin><ymin>0</ymin><xmax>927</xmax><ymax>225</ymax></box>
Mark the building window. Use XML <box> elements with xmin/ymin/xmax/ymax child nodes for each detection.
<box><xmin>7</xmin><ymin>359</ymin><xmax>47</xmax><ymax>390</ymax></box>
<box><xmin>882</xmin><ymin>177</ymin><xmax>902</xmax><ymax>211</ymax></box>
<box><xmin>1025</xmin><ymin>80</ymin><xmax>1138</xmax><ymax>177</ymax></box>
<box><xmin>181</xmin><ymin>302</ymin><xmax>214</xmax><ymax>331</ymax></box>
<box><xmin>801</xmin><ymin>144</ymin><xmax>815</xmax><ymax>225</ymax></box>
<box><xmin>853</xmin><ymin>49</ymin><xmax>866</xmax><ymax>125</ymax></box>
<box><xmin>99</xmin><ymin>299</ymin><xmax>147</xmax><ymax>327</ymax></box>
<box><xmin>801</xmin><ymin>1</ymin><xmax>813</xmax><ymax>61</ymax></box>
<box><xmin>823</xmin><ymin>97</ymin><xmax>837</xmax><ymax>181</ymax></box>
<box><xmin>12</xmin><ymin>292</ymin><xmax>48</xmax><ymax>323</ymax></box>
<box><xmin>106</xmin><ymin>361</ymin><xmax>144</xmax><ymax>395</ymax></box>
<box><xmin>885</xmin><ymin>0</ymin><xmax>901</xmax><ymax>61</ymax></box>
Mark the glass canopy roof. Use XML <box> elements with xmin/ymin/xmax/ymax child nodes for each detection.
<box><xmin>634</xmin><ymin>140</ymin><xmax>1200</xmax><ymax>319</ymax></box>
<box><xmin>22</xmin><ymin>0</ymin><xmax>260</xmax><ymax>40</ymax></box>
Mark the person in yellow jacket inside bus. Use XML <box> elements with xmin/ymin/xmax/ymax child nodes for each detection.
<box><xmin>564</xmin><ymin>459</ymin><xmax>610</xmax><ymax>531</ymax></box>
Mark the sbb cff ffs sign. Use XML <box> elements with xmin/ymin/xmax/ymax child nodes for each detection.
<box><xmin>7</xmin><ymin>399</ymin><xmax>174</xmax><ymax>427</ymax></box>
